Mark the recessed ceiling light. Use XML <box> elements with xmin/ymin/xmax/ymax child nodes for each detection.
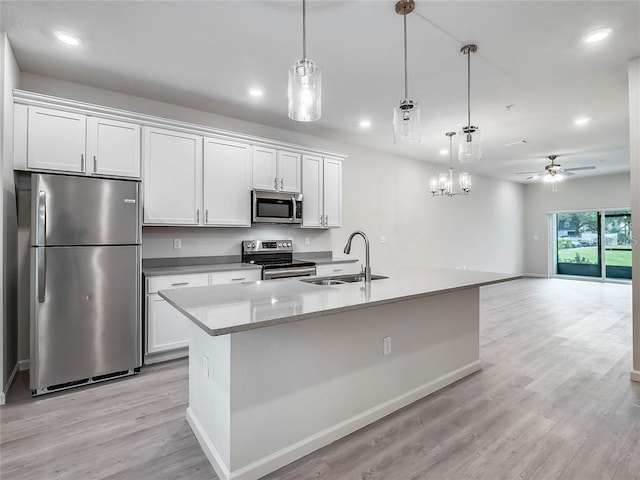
<box><xmin>439</xmin><ymin>149</ymin><xmax>448</xmax><ymax>156</ymax></box>
<box><xmin>574</xmin><ymin>116</ymin><xmax>591</xmax><ymax>126</ymax></box>
<box><xmin>584</xmin><ymin>28</ymin><xmax>611</xmax><ymax>44</ymax></box>
<box><xmin>359</xmin><ymin>119</ymin><xmax>372</xmax><ymax>129</ymax></box>
<box><xmin>249</xmin><ymin>88</ymin><xmax>263</xmax><ymax>97</ymax></box>
<box><xmin>54</xmin><ymin>31</ymin><xmax>82</xmax><ymax>46</ymax></box>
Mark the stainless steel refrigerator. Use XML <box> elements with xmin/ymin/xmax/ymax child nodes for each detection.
<box><xmin>27</xmin><ymin>173</ymin><xmax>142</xmax><ymax>395</ymax></box>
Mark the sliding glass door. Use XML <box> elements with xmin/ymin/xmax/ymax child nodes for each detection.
<box><xmin>555</xmin><ymin>210</ymin><xmax>631</xmax><ymax>281</ymax></box>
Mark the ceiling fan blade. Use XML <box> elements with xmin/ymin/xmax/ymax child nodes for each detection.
<box><xmin>561</xmin><ymin>171</ymin><xmax>575</xmax><ymax>177</ymax></box>
<box><xmin>516</xmin><ymin>171</ymin><xmax>542</xmax><ymax>175</ymax></box>
<box><xmin>525</xmin><ymin>174</ymin><xmax>543</xmax><ymax>180</ymax></box>
<box><xmin>563</xmin><ymin>166</ymin><xmax>596</xmax><ymax>172</ymax></box>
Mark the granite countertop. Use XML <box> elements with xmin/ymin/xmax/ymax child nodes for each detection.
<box><xmin>143</xmin><ymin>262</ymin><xmax>262</xmax><ymax>277</ymax></box>
<box><xmin>159</xmin><ymin>267</ymin><xmax>521</xmax><ymax>336</ymax></box>
<box><xmin>143</xmin><ymin>253</ymin><xmax>358</xmax><ymax>276</ymax></box>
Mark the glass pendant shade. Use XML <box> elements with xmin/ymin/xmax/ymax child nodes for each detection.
<box><xmin>288</xmin><ymin>58</ymin><xmax>321</xmax><ymax>122</ymax></box>
<box><xmin>459</xmin><ymin>171</ymin><xmax>471</xmax><ymax>192</ymax></box>
<box><xmin>458</xmin><ymin>126</ymin><xmax>481</xmax><ymax>163</ymax></box>
<box><xmin>393</xmin><ymin>99</ymin><xmax>420</xmax><ymax>144</ymax></box>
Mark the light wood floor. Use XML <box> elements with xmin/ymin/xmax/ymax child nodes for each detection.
<box><xmin>2</xmin><ymin>278</ymin><xmax>639</xmax><ymax>479</ymax></box>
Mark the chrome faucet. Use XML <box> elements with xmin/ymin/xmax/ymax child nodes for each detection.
<box><xmin>343</xmin><ymin>231</ymin><xmax>371</xmax><ymax>283</ymax></box>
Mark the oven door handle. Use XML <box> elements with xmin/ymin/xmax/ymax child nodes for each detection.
<box><xmin>264</xmin><ymin>267</ymin><xmax>316</xmax><ymax>280</ymax></box>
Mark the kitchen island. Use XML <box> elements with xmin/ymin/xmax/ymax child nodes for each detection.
<box><xmin>160</xmin><ymin>267</ymin><xmax>519</xmax><ymax>480</ymax></box>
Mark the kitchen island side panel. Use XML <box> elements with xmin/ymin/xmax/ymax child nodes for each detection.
<box><xmin>221</xmin><ymin>287</ymin><xmax>480</xmax><ymax>475</ymax></box>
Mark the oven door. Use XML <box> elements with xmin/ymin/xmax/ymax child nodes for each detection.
<box><xmin>263</xmin><ymin>266</ymin><xmax>317</xmax><ymax>280</ymax></box>
<box><xmin>252</xmin><ymin>190</ymin><xmax>302</xmax><ymax>224</ymax></box>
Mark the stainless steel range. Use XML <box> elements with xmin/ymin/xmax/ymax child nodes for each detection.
<box><xmin>242</xmin><ymin>239</ymin><xmax>316</xmax><ymax>280</ymax></box>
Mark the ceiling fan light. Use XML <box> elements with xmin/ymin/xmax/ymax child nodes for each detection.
<box><xmin>458</xmin><ymin>125</ymin><xmax>481</xmax><ymax>163</ymax></box>
<box><xmin>288</xmin><ymin>58</ymin><xmax>321</xmax><ymax>122</ymax></box>
<box><xmin>393</xmin><ymin>99</ymin><xmax>420</xmax><ymax>144</ymax></box>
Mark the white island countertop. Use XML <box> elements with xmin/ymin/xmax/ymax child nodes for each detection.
<box><xmin>159</xmin><ymin>267</ymin><xmax>521</xmax><ymax>336</ymax></box>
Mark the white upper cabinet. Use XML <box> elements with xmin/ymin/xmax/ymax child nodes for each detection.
<box><xmin>301</xmin><ymin>154</ymin><xmax>342</xmax><ymax>228</ymax></box>
<box><xmin>26</xmin><ymin>106</ymin><xmax>86</xmax><ymax>173</ymax></box>
<box><xmin>277</xmin><ymin>150</ymin><xmax>301</xmax><ymax>193</ymax></box>
<box><xmin>323</xmin><ymin>157</ymin><xmax>342</xmax><ymax>228</ymax></box>
<box><xmin>87</xmin><ymin>117</ymin><xmax>141</xmax><ymax>178</ymax></box>
<box><xmin>15</xmin><ymin>104</ymin><xmax>141</xmax><ymax>179</ymax></box>
<box><xmin>143</xmin><ymin>127</ymin><xmax>202</xmax><ymax>225</ymax></box>
<box><xmin>301</xmin><ymin>154</ymin><xmax>324</xmax><ymax>228</ymax></box>
<box><xmin>252</xmin><ymin>146</ymin><xmax>301</xmax><ymax>193</ymax></box>
<box><xmin>203</xmin><ymin>137</ymin><xmax>251</xmax><ymax>227</ymax></box>
<box><xmin>252</xmin><ymin>146</ymin><xmax>278</xmax><ymax>191</ymax></box>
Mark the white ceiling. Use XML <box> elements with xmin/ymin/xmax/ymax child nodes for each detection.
<box><xmin>2</xmin><ymin>1</ymin><xmax>639</xmax><ymax>182</ymax></box>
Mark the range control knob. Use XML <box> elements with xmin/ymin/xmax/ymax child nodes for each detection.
<box><xmin>249</xmin><ymin>243</ymin><xmax>255</xmax><ymax>248</ymax></box>
<box><xmin>286</xmin><ymin>242</ymin><xmax>292</xmax><ymax>247</ymax></box>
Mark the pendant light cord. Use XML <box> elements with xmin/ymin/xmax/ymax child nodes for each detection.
<box><xmin>302</xmin><ymin>0</ymin><xmax>307</xmax><ymax>59</ymax></box>
<box><xmin>466</xmin><ymin>48</ymin><xmax>471</xmax><ymax>127</ymax></box>
<box><xmin>403</xmin><ymin>10</ymin><xmax>408</xmax><ymax>100</ymax></box>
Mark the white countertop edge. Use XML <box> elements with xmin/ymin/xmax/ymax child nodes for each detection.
<box><xmin>159</xmin><ymin>274</ymin><xmax>522</xmax><ymax>337</ymax></box>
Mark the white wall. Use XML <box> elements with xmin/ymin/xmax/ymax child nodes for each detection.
<box><xmin>2</xmin><ymin>34</ymin><xmax>19</xmax><ymax>400</ymax></box>
<box><xmin>15</xmin><ymin>72</ymin><xmax>526</xmax><ymax>363</ymax></box>
<box><xmin>629</xmin><ymin>57</ymin><xmax>640</xmax><ymax>382</ymax></box>
<box><xmin>523</xmin><ymin>173</ymin><xmax>631</xmax><ymax>276</ymax></box>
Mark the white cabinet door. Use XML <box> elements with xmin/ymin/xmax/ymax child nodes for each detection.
<box><xmin>252</xmin><ymin>146</ymin><xmax>278</xmax><ymax>191</ymax></box>
<box><xmin>277</xmin><ymin>150</ymin><xmax>301</xmax><ymax>193</ymax></box>
<box><xmin>87</xmin><ymin>117</ymin><xmax>141</xmax><ymax>178</ymax></box>
<box><xmin>301</xmin><ymin>154</ymin><xmax>324</xmax><ymax>228</ymax></box>
<box><xmin>147</xmin><ymin>294</ymin><xmax>190</xmax><ymax>353</ymax></box>
<box><xmin>27</xmin><ymin>106</ymin><xmax>86</xmax><ymax>173</ymax></box>
<box><xmin>203</xmin><ymin>137</ymin><xmax>251</xmax><ymax>226</ymax></box>
<box><xmin>143</xmin><ymin>127</ymin><xmax>202</xmax><ymax>225</ymax></box>
<box><xmin>209</xmin><ymin>269</ymin><xmax>261</xmax><ymax>285</ymax></box>
<box><xmin>323</xmin><ymin>157</ymin><xmax>343</xmax><ymax>228</ymax></box>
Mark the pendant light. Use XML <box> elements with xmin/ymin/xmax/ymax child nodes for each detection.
<box><xmin>288</xmin><ymin>0</ymin><xmax>321</xmax><ymax>122</ymax></box>
<box><xmin>430</xmin><ymin>132</ymin><xmax>471</xmax><ymax>196</ymax></box>
<box><xmin>458</xmin><ymin>44</ymin><xmax>481</xmax><ymax>163</ymax></box>
<box><xmin>393</xmin><ymin>0</ymin><xmax>420</xmax><ymax>144</ymax></box>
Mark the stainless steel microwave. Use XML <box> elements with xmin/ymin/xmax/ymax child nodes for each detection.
<box><xmin>252</xmin><ymin>190</ymin><xmax>303</xmax><ymax>224</ymax></box>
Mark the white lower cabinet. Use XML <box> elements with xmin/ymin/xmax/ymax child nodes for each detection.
<box><xmin>315</xmin><ymin>262</ymin><xmax>361</xmax><ymax>276</ymax></box>
<box><xmin>145</xmin><ymin>269</ymin><xmax>260</xmax><ymax>364</ymax></box>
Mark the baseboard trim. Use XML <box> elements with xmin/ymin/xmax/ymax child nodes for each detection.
<box><xmin>187</xmin><ymin>359</ymin><xmax>482</xmax><ymax>480</ymax></box>
<box><xmin>1</xmin><ymin>361</ymin><xmax>20</xmax><ymax>406</ymax></box>
<box><xmin>18</xmin><ymin>359</ymin><xmax>29</xmax><ymax>371</ymax></box>
<box><xmin>631</xmin><ymin>370</ymin><xmax>640</xmax><ymax>383</ymax></box>
<box><xmin>523</xmin><ymin>273</ymin><xmax>548</xmax><ymax>278</ymax></box>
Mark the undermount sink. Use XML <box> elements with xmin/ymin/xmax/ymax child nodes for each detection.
<box><xmin>301</xmin><ymin>274</ymin><xmax>388</xmax><ymax>286</ymax></box>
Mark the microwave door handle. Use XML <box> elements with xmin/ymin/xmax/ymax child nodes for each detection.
<box><xmin>291</xmin><ymin>196</ymin><xmax>297</xmax><ymax>222</ymax></box>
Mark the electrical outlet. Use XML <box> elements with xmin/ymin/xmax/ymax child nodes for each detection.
<box><xmin>383</xmin><ymin>336</ymin><xmax>392</xmax><ymax>355</ymax></box>
<box><xmin>173</xmin><ymin>238</ymin><xmax>182</xmax><ymax>250</ymax></box>
<box><xmin>380</xmin><ymin>236</ymin><xmax>387</xmax><ymax>244</ymax></box>
<box><xmin>304</xmin><ymin>237</ymin><xmax>310</xmax><ymax>246</ymax></box>
<box><xmin>203</xmin><ymin>355</ymin><xmax>209</xmax><ymax>379</ymax></box>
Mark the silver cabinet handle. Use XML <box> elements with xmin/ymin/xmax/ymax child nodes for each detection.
<box><xmin>274</xmin><ymin>177</ymin><xmax>278</xmax><ymax>190</ymax></box>
<box><xmin>37</xmin><ymin>247</ymin><xmax>46</xmax><ymax>303</ymax></box>
<box><xmin>320</xmin><ymin>215</ymin><xmax>323</xmax><ymax>226</ymax></box>
<box><xmin>325</xmin><ymin>214</ymin><xmax>329</xmax><ymax>225</ymax></box>
<box><xmin>280</xmin><ymin>178</ymin><xmax>284</xmax><ymax>190</ymax></box>
<box><xmin>230</xmin><ymin>277</ymin><xmax>245</xmax><ymax>282</ymax></box>
<box><xmin>81</xmin><ymin>153</ymin><xmax>85</xmax><ymax>171</ymax></box>
<box><xmin>37</xmin><ymin>190</ymin><xmax>46</xmax><ymax>246</ymax></box>
<box><xmin>171</xmin><ymin>282</ymin><xmax>189</xmax><ymax>286</ymax></box>
<box><xmin>333</xmin><ymin>268</ymin><xmax>343</xmax><ymax>273</ymax></box>
<box><xmin>205</xmin><ymin>210</ymin><xmax>209</xmax><ymax>223</ymax></box>
<box><xmin>93</xmin><ymin>155</ymin><xmax>97</xmax><ymax>173</ymax></box>
<box><xmin>196</xmin><ymin>209</ymin><xmax>200</xmax><ymax>223</ymax></box>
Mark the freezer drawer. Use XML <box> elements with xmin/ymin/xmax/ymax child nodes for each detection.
<box><xmin>31</xmin><ymin>245</ymin><xmax>141</xmax><ymax>391</ymax></box>
<box><xmin>31</xmin><ymin>173</ymin><xmax>140</xmax><ymax>246</ymax></box>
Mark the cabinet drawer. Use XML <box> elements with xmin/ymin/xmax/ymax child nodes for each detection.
<box><xmin>315</xmin><ymin>263</ymin><xmax>360</xmax><ymax>277</ymax></box>
<box><xmin>209</xmin><ymin>269</ymin><xmax>261</xmax><ymax>285</ymax></box>
<box><xmin>147</xmin><ymin>273</ymin><xmax>209</xmax><ymax>294</ymax></box>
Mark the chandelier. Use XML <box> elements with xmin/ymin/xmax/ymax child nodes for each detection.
<box><xmin>430</xmin><ymin>132</ymin><xmax>471</xmax><ymax>196</ymax></box>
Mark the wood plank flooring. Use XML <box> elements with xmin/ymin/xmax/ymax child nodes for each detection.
<box><xmin>2</xmin><ymin>278</ymin><xmax>639</xmax><ymax>480</ymax></box>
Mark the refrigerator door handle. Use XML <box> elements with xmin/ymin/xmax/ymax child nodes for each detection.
<box><xmin>37</xmin><ymin>247</ymin><xmax>46</xmax><ymax>303</ymax></box>
<box><xmin>37</xmin><ymin>190</ymin><xmax>46</xmax><ymax>246</ymax></box>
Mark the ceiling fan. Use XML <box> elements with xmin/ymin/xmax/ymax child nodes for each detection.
<box><xmin>516</xmin><ymin>155</ymin><xmax>596</xmax><ymax>181</ymax></box>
